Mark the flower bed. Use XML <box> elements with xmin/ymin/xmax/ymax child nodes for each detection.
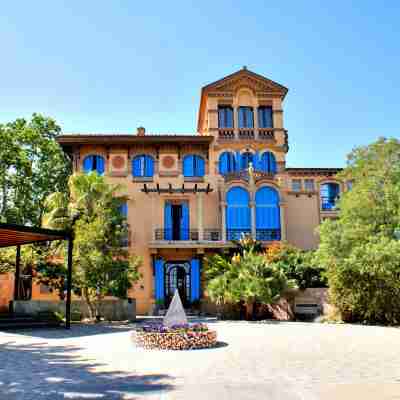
<box><xmin>132</xmin><ymin>323</ymin><xmax>217</xmax><ymax>350</ymax></box>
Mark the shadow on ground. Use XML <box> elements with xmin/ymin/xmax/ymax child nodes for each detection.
<box><xmin>2</xmin><ymin>322</ymin><xmax>135</xmax><ymax>339</ymax></box>
<box><xmin>0</xmin><ymin>340</ymin><xmax>173</xmax><ymax>399</ymax></box>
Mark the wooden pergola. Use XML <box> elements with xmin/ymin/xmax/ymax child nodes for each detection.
<box><xmin>0</xmin><ymin>223</ymin><xmax>73</xmax><ymax>329</ymax></box>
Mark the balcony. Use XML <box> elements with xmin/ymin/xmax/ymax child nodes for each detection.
<box><xmin>154</xmin><ymin>228</ymin><xmax>222</xmax><ymax>242</ymax></box>
<box><xmin>238</xmin><ymin>128</ymin><xmax>255</xmax><ymax>139</ymax></box>
<box><xmin>218</xmin><ymin>128</ymin><xmax>275</xmax><ymax>141</ymax></box>
<box><xmin>218</xmin><ymin>129</ymin><xmax>235</xmax><ymax>140</ymax></box>
<box><xmin>226</xmin><ymin>229</ymin><xmax>251</xmax><ymax>241</ymax></box>
<box><xmin>155</xmin><ymin>229</ymin><xmax>199</xmax><ymax>241</ymax></box>
<box><xmin>256</xmin><ymin>229</ymin><xmax>281</xmax><ymax>241</ymax></box>
<box><xmin>258</xmin><ymin>128</ymin><xmax>274</xmax><ymax>140</ymax></box>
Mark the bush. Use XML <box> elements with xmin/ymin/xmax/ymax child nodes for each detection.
<box><xmin>265</xmin><ymin>242</ymin><xmax>327</xmax><ymax>290</ymax></box>
<box><xmin>325</xmin><ymin>236</ymin><xmax>400</xmax><ymax>325</ymax></box>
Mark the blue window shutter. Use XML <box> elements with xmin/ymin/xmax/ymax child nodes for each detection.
<box><xmin>260</xmin><ymin>153</ymin><xmax>267</xmax><ymax>172</ymax></box>
<box><xmin>218</xmin><ymin>108</ymin><xmax>224</xmax><ymax>128</ymax></box>
<box><xmin>269</xmin><ymin>152</ymin><xmax>277</xmax><ymax>173</ymax></box>
<box><xmin>83</xmin><ymin>156</ymin><xmax>93</xmax><ymax>174</ymax></box>
<box><xmin>219</xmin><ymin>152</ymin><xmax>228</xmax><ymax>175</ymax></box>
<box><xmin>119</xmin><ymin>202</ymin><xmax>128</xmax><ymax>218</ymax></box>
<box><xmin>196</xmin><ymin>156</ymin><xmax>205</xmax><ymax>176</ymax></box>
<box><xmin>144</xmin><ymin>156</ymin><xmax>154</xmax><ymax>177</ymax></box>
<box><xmin>253</xmin><ymin>151</ymin><xmax>260</xmax><ymax>171</ymax></box>
<box><xmin>226</xmin><ymin>187</ymin><xmax>251</xmax><ymax>239</ymax></box>
<box><xmin>258</xmin><ymin>107</ymin><xmax>273</xmax><ymax>128</ymax></box>
<box><xmin>228</xmin><ymin>152</ymin><xmax>235</xmax><ymax>172</ymax></box>
<box><xmin>235</xmin><ymin>151</ymin><xmax>241</xmax><ymax>172</ymax></box>
<box><xmin>132</xmin><ymin>156</ymin><xmax>141</xmax><ymax>177</ymax></box>
<box><xmin>226</xmin><ymin>107</ymin><xmax>233</xmax><ymax>128</ymax></box>
<box><xmin>246</xmin><ymin>107</ymin><xmax>254</xmax><ymax>128</ymax></box>
<box><xmin>154</xmin><ymin>259</ymin><xmax>164</xmax><ymax>301</ymax></box>
<box><xmin>183</xmin><ymin>155</ymin><xmax>194</xmax><ymax>177</ymax></box>
<box><xmin>190</xmin><ymin>259</ymin><xmax>200</xmax><ymax>302</ymax></box>
<box><xmin>180</xmin><ymin>202</ymin><xmax>190</xmax><ymax>240</ymax></box>
<box><xmin>255</xmin><ymin>187</ymin><xmax>281</xmax><ymax>234</ymax></box>
<box><xmin>96</xmin><ymin>156</ymin><xmax>105</xmax><ymax>175</ymax></box>
<box><xmin>238</xmin><ymin>107</ymin><xmax>245</xmax><ymax>128</ymax></box>
<box><xmin>164</xmin><ymin>202</ymin><xmax>172</xmax><ymax>240</ymax></box>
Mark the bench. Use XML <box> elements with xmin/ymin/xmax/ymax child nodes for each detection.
<box><xmin>294</xmin><ymin>303</ymin><xmax>321</xmax><ymax>317</ymax></box>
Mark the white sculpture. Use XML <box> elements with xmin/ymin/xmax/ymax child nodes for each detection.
<box><xmin>163</xmin><ymin>290</ymin><xmax>188</xmax><ymax>327</ymax></box>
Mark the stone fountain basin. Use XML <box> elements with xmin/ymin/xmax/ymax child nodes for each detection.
<box><xmin>132</xmin><ymin>329</ymin><xmax>217</xmax><ymax>350</ymax></box>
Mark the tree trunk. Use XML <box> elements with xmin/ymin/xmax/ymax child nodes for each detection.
<box><xmin>82</xmin><ymin>287</ymin><xmax>95</xmax><ymax>320</ymax></box>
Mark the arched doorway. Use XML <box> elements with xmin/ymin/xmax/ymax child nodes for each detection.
<box><xmin>226</xmin><ymin>186</ymin><xmax>251</xmax><ymax>240</ymax></box>
<box><xmin>164</xmin><ymin>262</ymin><xmax>191</xmax><ymax>307</ymax></box>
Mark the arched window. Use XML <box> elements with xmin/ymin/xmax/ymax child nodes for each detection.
<box><xmin>219</xmin><ymin>151</ymin><xmax>236</xmax><ymax>175</ymax></box>
<box><xmin>255</xmin><ymin>187</ymin><xmax>281</xmax><ymax>241</ymax></box>
<box><xmin>260</xmin><ymin>151</ymin><xmax>277</xmax><ymax>174</ymax></box>
<box><xmin>241</xmin><ymin>152</ymin><xmax>254</xmax><ymax>170</ymax></box>
<box><xmin>183</xmin><ymin>155</ymin><xmax>205</xmax><ymax>177</ymax></box>
<box><xmin>132</xmin><ymin>155</ymin><xmax>154</xmax><ymax>177</ymax></box>
<box><xmin>226</xmin><ymin>186</ymin><xmax>251</xmax><ymax>240</ymax></box>
<box><xmin>82</xmin><ymin>155</ymin><xmax>105</xmax><ymax>175</ymax></box>
<box><xmin>320</xmin><ymin>182</ymin><xmax>340</xmax><ymax>210</ymax></box>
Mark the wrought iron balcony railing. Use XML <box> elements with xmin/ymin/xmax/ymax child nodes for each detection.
<box><xmin>154</xmin><ymin>229</ymin><xmax>199</xmax><ymax>241</ymax></box>
<box><xmin>256</xmin><ymin>229</ymin><xmax>281</xmax><ymax>241</ymax></box>
<box><xmin>226</xmin><ymin>229</ymin><xmax>252</xmax><ymax>241</ymax></box>
<box><xmin>203</xmin><ymin>229</ymin><xmax>222</xmax><ymax>241</ymax></box>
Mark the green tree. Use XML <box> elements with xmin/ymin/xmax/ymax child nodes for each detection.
<box><xmin>205</xmin><ymin>241</ymin><xmax>296</xmax><ymax>320</ymax></box>
<box><xmin>43</xmin><ymin>172</ymin><xmax>142</xmax><ymax>319</ymax></box>
<box><xmin>0</xmin><ymin>113</ymin><xmax>70</xmax><ymax>226</ymax></box>
<box><xmin>316</xmin><ymin>137</ymin><xmax>400</xmax><ymax>324</ymax></box>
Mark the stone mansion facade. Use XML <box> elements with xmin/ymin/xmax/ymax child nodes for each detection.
<box><xmin>57</xmin><ymin>68</ymin><xmax>344</xmax><ymax>314</ymax></box>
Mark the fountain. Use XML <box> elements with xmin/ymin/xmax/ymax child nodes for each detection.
<box><xmin>133</xmin><ymin>290</ymin><xmax>217</xmax><ymax>350</ymax></box>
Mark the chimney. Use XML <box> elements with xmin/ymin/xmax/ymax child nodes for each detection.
<box><xmin>137</xmin><ymin>126</ymin><xmax>146</xmax><ymax>136</ymax></box>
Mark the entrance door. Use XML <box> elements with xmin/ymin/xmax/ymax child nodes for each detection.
<box><xmin>164</xmin><ymin>262</ymin><xmax>191</xmax><ymax>307</ymax></box>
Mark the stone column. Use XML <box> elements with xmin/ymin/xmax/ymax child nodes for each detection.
<box><xmin>233</xmin><ymin>107</ymin><xmax>239</xmax><ymax>139</ymax></box>
<box><xmin>253</xmin><ymin>106</ymin><xmax>259</xmax><ymax>140</ymax></box>
<box><xmin>220</xmin><ymin>202</ymin><xmax>227</xmax><ymax>241</ymax></box>
<box><xmin>279</xmin><ymin>202</ymin><xmax>286</xmax><ymax>241</ymax></box>
<box><xmin>197</xmin><ymin>192</ymin><xmax>204</xmax><ymax>241</ymax></box>
<box><xmin>250</xmin><ymin>201</ymin><xmax>256</xmax><ymax>239</ymax></box>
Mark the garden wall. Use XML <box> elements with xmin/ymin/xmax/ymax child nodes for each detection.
<box><xmin>12</xmin><ymin>299</ymin><xmax>136</xmax><ymax>321</ymax></box>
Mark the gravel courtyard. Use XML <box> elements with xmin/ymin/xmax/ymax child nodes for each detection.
<box><xmin>1</xmin><ymin>320</ymin><xmax>400</xmax><ymax>400</ymax></box>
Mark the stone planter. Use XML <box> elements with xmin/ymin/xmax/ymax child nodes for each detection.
<box><xmin>132</xmin><ymin>330</ymin><xmax>217</xmax><ymax>350</ymax></box>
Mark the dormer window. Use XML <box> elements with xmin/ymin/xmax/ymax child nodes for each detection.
<box><xmin>218</xmin><ymin>106</ymin><xmax>233</xmax><ymax>128</ymax></box>
<box><xmin>238</xmin><ymin>107</ymin><xmax>254</xmax><ymax>128</ymax></box>
<box><xmin>258</xmin><ymin>106</ymin><xmax>273</xmax><ymax>128</ymax></box>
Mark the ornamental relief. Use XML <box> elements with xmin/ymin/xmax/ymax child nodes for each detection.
<box><xmin>214</xmin><ymin>75</ymin><xmax>283</xmax><ymax>94</ymax></box>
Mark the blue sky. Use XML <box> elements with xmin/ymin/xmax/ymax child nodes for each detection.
<box><xmin>1</xmin><ymin>1</ymin><xmax>399</xmax><ymax>167</ymax></box>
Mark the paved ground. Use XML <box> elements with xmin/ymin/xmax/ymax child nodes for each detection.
<box><xmin>0</xmin><ymin>319</ymin><xmax>400</xmax><ymax>399</ymax></box>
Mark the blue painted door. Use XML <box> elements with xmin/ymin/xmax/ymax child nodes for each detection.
<box><xmin>226</xmin><ymin>187</ymin><xmax>251</xmax><ymax>240</ymax></box>
<box><xmin>180</xmin><ymin>202</ymin><xmax>190</xmax><ymax>240</ymax></box>
<box><xmin>164</xmin><ymin>202</ymin><xmax>172</xmax><ymax>240</ymax></box>
<box><xmin>190</xmin><ymin>258</ymin><xmax>200</xmax><ymax>302</ymax></box>
<box><xmin>154</xmin><ymin>259</ymin><xmax>165</xmax><ymax>301</ymax></box>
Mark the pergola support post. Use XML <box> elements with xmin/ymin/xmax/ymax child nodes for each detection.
<box><xmin>13</xmin><ymin>245</ymin><xmax>21</xmax><ymax>306</ymax></box>
<box><xmin>65</xmin><ymin>236</ymin><xmax>73</xmax><ymax>329</ymax></box>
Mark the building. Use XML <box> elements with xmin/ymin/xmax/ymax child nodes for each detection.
<box><xmin>57</xmin><ymin>67</ymin><xmax>344</xmax><ymax>314</ymax></box>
